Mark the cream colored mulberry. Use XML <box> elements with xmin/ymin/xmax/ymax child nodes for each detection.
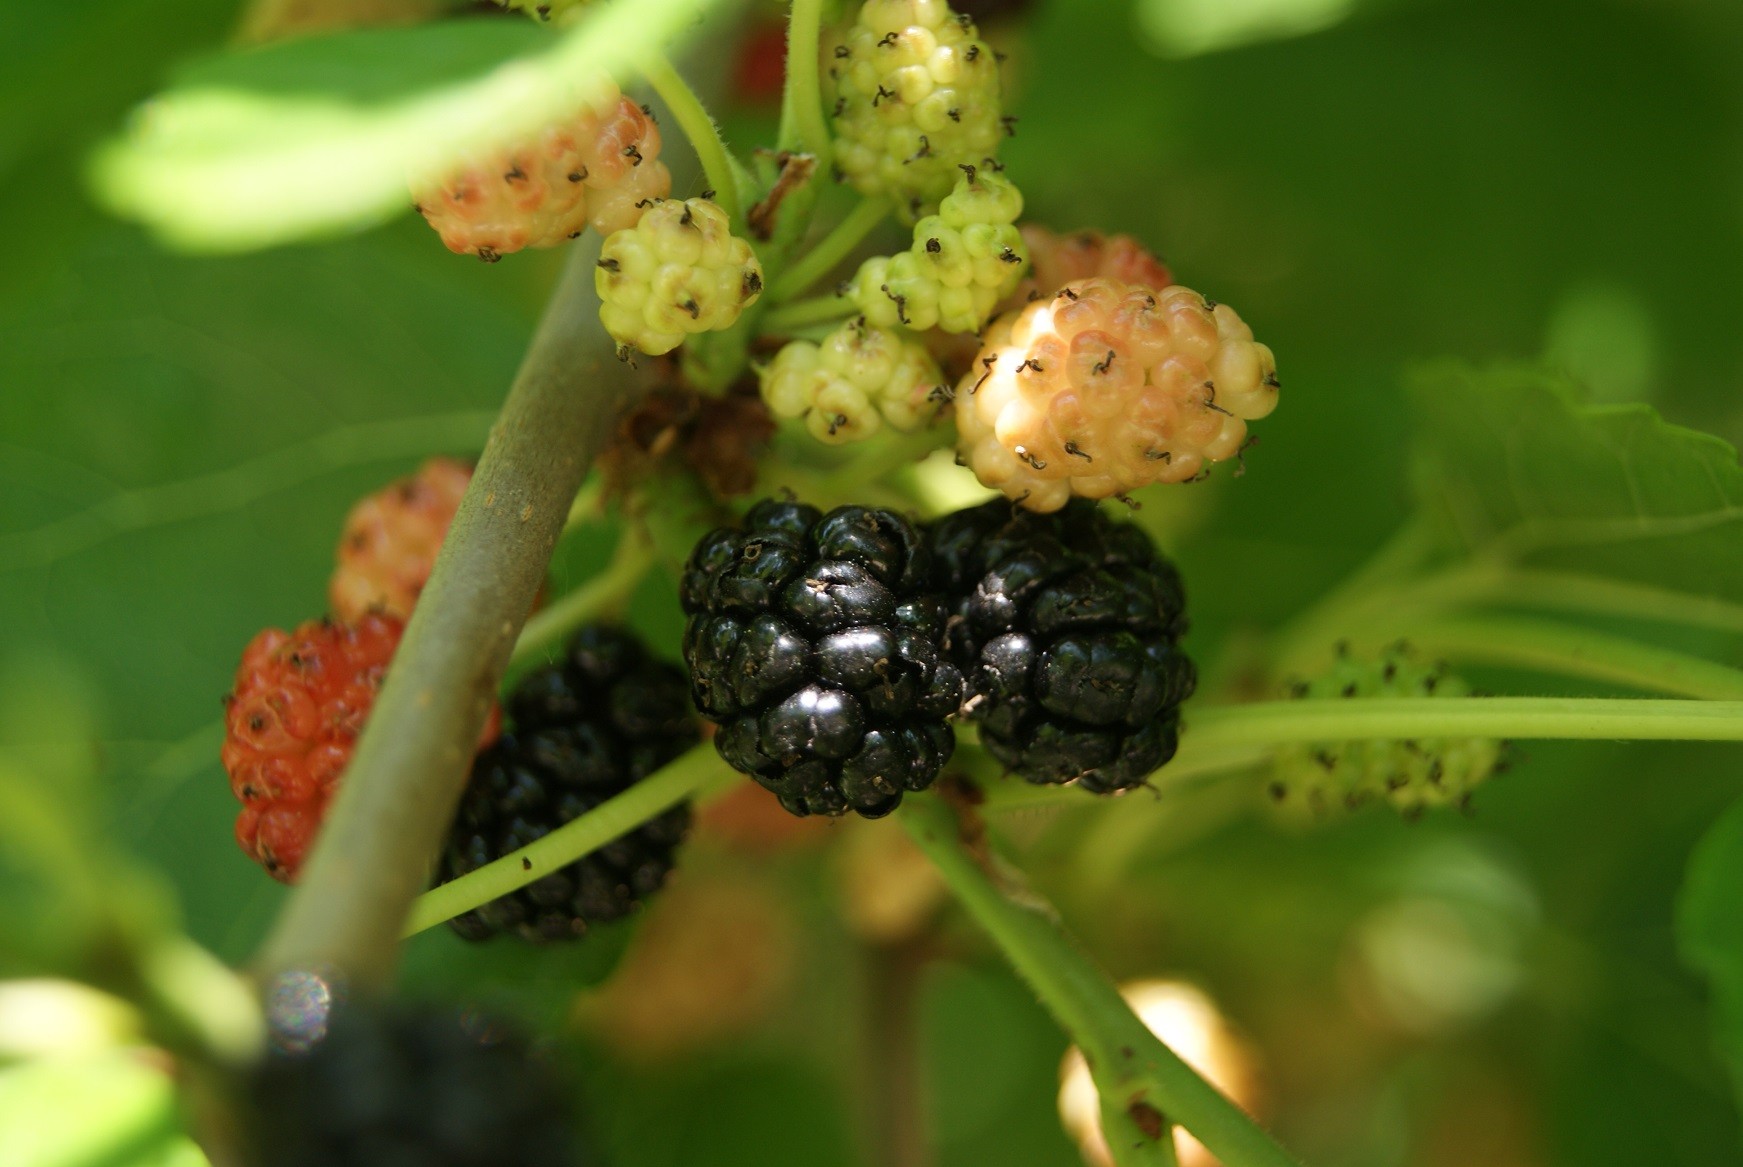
<box><xmin>827</xmin><ymin>0</ymin><xmax>1006</xmax><ymax>217</ymax></box>
<box><xmin>849</xmin><ymin>167</ymin><xmax>1027</xmax><ymax>334</ymax></box>
<box><xmin>596</xmin><ymin>198</ymin><xmax>764</xmax><ymax>357</ymax></box>
<box><xmin>1011</xmin><ymin>225</ymin><xmax>1173</xmax><ymax>304</ymax></box>
<box><xmin>414</xmin><ymin>87</ymin><xmax>670</xmax><ymax>262</ymax></box>
<box><xmin>955</xmin><ymin>277</ymin><xmax>1279</xmax><ymax>512</ymax></box>
<box><xmin>761</xmin><ymin>318</ymin><xmax>948</xmax><ymax>444</ymax></box>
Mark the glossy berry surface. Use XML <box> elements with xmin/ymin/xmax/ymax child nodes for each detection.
<box><xmin>928</xmin><ymin>499</ymin><xmax>1195</xmax><ymax>793</ymax></box>
<box><xmin>596</xmin><ymin>197</ymin><xmax>764</xmax><ymax>356</ymax></box>
<box><xmin>681</xmin><ymin>500</ymin><xmax>964</xmax><ymax>818</ymax></box>
<box><xmin>1271</xmin><ymin>645</ymin><xmax>1504</xmax><ymax>818</ymax></box>
<box><xmin>956</xmin><ymin>276</ymin><xmax>1280</xmax><ymax>512</ymax></box>
<box><xmin>414</xmin><ymin>85</ymin><xmax>669</xmax><ymax>261</ymax></box>
<box><xmin>441</xmin><ymin>626</ymin><xmax>696</xmax><ymax>943</ymax></box>
<box><xmin>223</xmin><ymin>614</ymin><xmax>406</xmax><ymax>882</ymax></box>
<box><xmin>245</xmin><ymin>997</ymin><xmax>580</xmax><ymax>1167</ymax></box>
<box><xmin>329</xmin><ymin>457</ymin><xmax>470</xmax><ymax>623</ymax></box>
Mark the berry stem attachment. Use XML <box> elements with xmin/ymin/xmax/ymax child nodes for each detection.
<box><xmin>763</xmin><ymin>290</ymin><xmax>857</xmax><ymax>333</ymax></box>
<box><xmin>898</xmin><ymin>792</ymin><xmax>1303</xmax><ymax>1167</ymax></box>
<box><xmin>508</xmin><ymin>527</ymin><xmax>657</xmax><ymax>673</ymax></box>
<box><xmin>777</xmin><ymin>0</ymin><xmax>833</xmax><ymax>161</ymax></box>
<box><xmin>640</xmin><ymin>50</ymin><xmax>747</xmax><ymax>224</ymax></box>
<box><xmin>767</xmin><ymin>198</ymin><xmax>892</xmax><ymax>302</ymax></box>
<box><xmin>402</xmin><ymin>743</ymin><xmax>736</xmax><ymax>936</ymax></box>
<box><xmin>256</xmin><ymin>238</ymin><xmax>650</xmax><ymax>989</ymax></box>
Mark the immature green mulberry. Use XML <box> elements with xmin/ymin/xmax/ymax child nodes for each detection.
<box><xmin>1271</xmin><ymin>645</ymin><xmax>1504</xmax><ymax>819</ymax></box>
<box><xmin>761</xmin><ymin>318</ymin><xmax>949</xmax><ymax>444</ymax></box>
<box><xmin>596</xmin><ymin>198</ymin><xmax>764</xmax><ymax>356</ymax></box>
<box><xmin>827</xmin><ymin>0</ymin><xmax>1006</xmax><ymax>217</ymax></box>
<box><xmin>848</xmin><ymin>167</ymin><xmax>1027</xmax><ymax>334</ymax></box>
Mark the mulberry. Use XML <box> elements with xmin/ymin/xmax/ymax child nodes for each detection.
<box><xmin>681</xmin><ymin>500</ymin><xmax>964</xmax><ymax>818</ymax></box>
<box><xmin>956</xmin><ymin>277</ymin><xmax>1279</xmax><ymax>511</ymax></box>
<box><xmin>928</xmin><ymin>499</ymin><xmax>1195</xmax><ymax>792</ymax></box>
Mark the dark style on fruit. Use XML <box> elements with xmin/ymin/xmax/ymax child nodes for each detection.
<box><xmin>440</xmin><ymin>626</ymin><xmax>696</xmax><ymax>943</ymax></box>
<box><xmin>681</xmin><ymin>500</ymin><xmax>964</xmax><ymax>818</ymax></box>
<box><xmin>928</xmin><ymin>499</ymin><xmax>1196</xmax><ymax>792</ymax></box>
<box><xmin>244</xmin><ymin>997</ymin><xmax>580</xmax><ymax>1167</ymax></box>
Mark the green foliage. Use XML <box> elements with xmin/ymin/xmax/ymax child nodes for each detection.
<box><xmin>0</xmin><ymin>1051</ymin><xmax>206</xmax><ymax>1167</ymax></box>
<box><xmin>1411</xmin><ymin>362</ymin><xmax>1743</xmax><ymax>602</ymax></box>
<box><xmin>91</xmin><ymin>0</ymin><xmax>726</xmax><ymax>251</ymax></box>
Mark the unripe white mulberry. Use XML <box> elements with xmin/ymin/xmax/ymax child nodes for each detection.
<box><xmin>849</xmin><ymin>167</ymin><xmax>1027</xmax><ymax>334</ymax></box>
<box><xmin>826</xmin><ymin>0</ymin><xmax>1006</xmax><ymax>218</ymax></box>
<box><xmin>596</xmin><ymin>198</ymin><xmax>764</xmax><ymax>357</ymax></box>
<box><xmin>761</xmin><ymin>318</ymin><xmax>948</xmax><ymax>444</ymax></box>
<box><xmin>1271</xmin><ymin>646</ymin><xmax>1505</xmax><ymax>819</ymax></box>
<box><xmin>414</xmin><ymin>87</ymin><xmax>669</xmax><ymax>261</ymax></box>
<box><xmin>954</xmin><ymin>277</ymin><xmax>1279</xmax><ymax>512</ymax></box>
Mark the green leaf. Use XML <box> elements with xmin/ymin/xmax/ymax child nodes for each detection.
<box><xmin>1677</xmin><ymin>794</ymin><xmax>1743</xmax><ymax>1122</ymax></box>
<box><xmin>1411</xmin><ymin>362</ymin><xmax>1743</xmax><ymax>606</ymax></box>
<box><xmin>90</xmin><ymin>0</ymin><xmax>722</xmax><ymax>253</ymax></box>
<box><xmin>397</xmin><ymin>920</ymin><xmax>635</xmax><ymax>1030</ymax></box>
<box><xmin>0</xmin><ymin>1051</ymin><xmax>206</xmax><ymax>1167</ymax></box>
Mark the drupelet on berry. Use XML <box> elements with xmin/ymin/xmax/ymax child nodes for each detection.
<box><xmin>414</xmin><ymin>83</ymin><xmax>669</xmax><ymax>262</ymax></box>
<box><xmin>827</xmin><ymin>0</ymin><xmax>1007</xmax><ymax>218</ymax></box>
<box><xmin>681</xmin><ymin>500</ymin><xmax>964</xmax><ymax>818</ymax></box>
<box><xmin>956</xmin><ymin>276</ymin><xmax>1280</xmax><ymax>511</ymax></box>
<box><xmin>1271</xmin><ymin>644</ymin><xmax>1504</xmax><ymax>819</ymax></box>
<box><xmin>440</xmin><ymin>626</ymin><xmax>697</xmax><ymax>943</ymax></box>
<box><xmin>1010</xmin><ymin>225</ymin><xmax>1173</xmax><ymax>304</ymax></box>
<box><xmin>849</xmin><ymin>166</ymin><xmax>1027</xmax><ymax>334</ymax></box>
<box><xmin>928</xmin><ymin>499</ymin><xmax>1196</xmax><ymax>793</ymax></box>
<box><xmin>329</xmin><ymin>457</ymin><xmax>470</xmax><ymax>623</ymax></box>
<box><xmin>760</xmin><ymin>317</ymin><xmax>949</xmax><ymax>444</ymax></box>
<box><xmin>596</xmin><ymin>197</ymin><xmax>764</xmax><ymax>356</ymax></box>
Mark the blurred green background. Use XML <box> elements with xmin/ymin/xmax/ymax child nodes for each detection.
<box><xmin>7</xmin><ymin>0</ymin><xmax>1743</xmax><ymax>1163</ymax></box>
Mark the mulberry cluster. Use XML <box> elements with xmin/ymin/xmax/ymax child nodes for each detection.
<box><xmin>956</xmin><ymin>277</ymin><xmax>1280</xmax><ymax>512</ymax></box>
<box><xmin>442</xmin><ymin>626</ymin><xmax>697</xmax><ymax>943</ymax></box>
<box><xmin>329</xmin><ymin>457</ymin><xmax>470</xmax><ymax>623</ymax></box>
<box><xmin>760</xmin><ymin>317</ymin><xmax>948</xmax><ymax>444</ymax></box>
<box><xmin>596</xmin><ymin>197</ymin><xmax>764</xmax><ymax>356</ymax></box>
<box><xmin>928</xmin><ymin>499</ymin><xmax>1196</xmax><ymax>793</ymax></box>
<box><xmin>849</xmin><ymin>167</ymin><xmax>1027</xmax><ymax>334</ymax></box>
<box><xmin>222</xmin><ymin>614</ymin><xmax>406</xmax><ymax>882</ymax></box>
<box><xmin>681</xmin><ymin>501</ymin><xmax>964</xmax><ymax>818</ymax></box>
<box><xmin>827</xmin><ymin>0</ymin><xmax>1006</xmax><ymax>216</ymax></box>
<box><xmin>1271</xmin><ymin>645</ymin><xmax>1504</xmax><ymax>818</ymax></box>
<box><xmin>244</xmin><ymin>997</ymin><xmax>578</xmax><ymax>1167</ymax></box>
<box><xmin>415</xmin><ymin>84</ymin><xmax>669</xmax><ymax>261</ymax></box>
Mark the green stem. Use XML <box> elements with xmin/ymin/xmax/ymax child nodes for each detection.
<box><xmin>778</xmin><ymin>0</ymin><xmax>833</xmax><ymax>159</ymax></box>
<box><xmin>403</xmin><ymin>743</ymin><xmax>736</xmax><ymax>937</ymax></box>
<box><xmin>1188</xmin><ymin>696</ymin><xmax>1743</xmax><ymax>749</ymax></box>
<box><xmin>899</xmin><ymin>794</ymin><xmax>1301</xmax><ymax>1167</ymax></box>
<box><xmin>767</xmin><ymin>198</ymin><xmax>890</xmax><ymax>302</ymax></box>
<box><xmin>641</xmin><ymin>50</ymin><xmax>744</xmax><ymax>223</ymax></box>
<box><xmin>1404</xmin><ymin>615</ymin><xmax>1743</xmax><ymax>701</ymax></box>
<box><xmin>255</xmin><ymin>238</ymin><xmax>648</xmax><ymax>988</ymax></box>
<box><xmin>764</xmin><ymin>290</ymin><xmax>856</xmax><ymax>333</ymax></box>
<box><xmin>508</xmin><ymin>528</ymin><xmax>656</xmax><ymax>672</ymax></box>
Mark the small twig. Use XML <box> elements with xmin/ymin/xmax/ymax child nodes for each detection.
<box><xmin>255</xmin><ymin>238</ymin><xmax>651</xmax><ymax>989</ymax></box>
<box><xmin>762</xmin><ymin>290</ymin><xmax>857</xmax><ymax>333</ymax></box>
<box><xmin>641</xmin><ymin>50</ymin><xmax>745</xmax><ymax>224</ymax></box>
<box><xmin>767</xmin><ymin>197</ymin><xmax>890</xmax><ymax>300</ymax></box>
<box><xmin>777</xmin><ymin>0</ymin><xmax>832</xmax><ymax>160</ymax></box>
<box><xmin>897</xmin><ymin>793</ymin><xmax>1302</xmax><ymax>1167</ymax></box>
<box><xmin>402</xmin><ymin>743</ymin><xmax>736</xmax><ymax>936</ymax></box>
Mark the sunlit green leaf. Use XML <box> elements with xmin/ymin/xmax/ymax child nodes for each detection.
<box><xmin>91</xmin><ymin>0</ymin><xmax>722</xmax><ymax>252</ymax></box>
<box><xmin>1411</xmin><ymin>363</ymin><xmax>1743</xmax><ymax>605</ymax></box>
<box><xmin>1677</xmin><ymin>794</ymin><xmax>1743</xmax><ymax>1121</ymax></box>
<box><xmin>0</xmin><ymin>1051</ymin><xmax>206</xmax><ymax>1167</ymax></box>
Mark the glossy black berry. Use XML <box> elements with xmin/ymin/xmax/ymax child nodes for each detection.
<box><xmin>928</xmin><ymin>499</ymin><xmax>1195</xmax><ymax>793</ymax></box>
<box><xmin>681</xmin><ymin>500</ymin><xmax>964</xmax><ymax>818</ymax></box>
<box><xmin>439</xmin><ymin>626</ymin><xmax>696</xmax><ymax>943</ymax></box>
<box><xmin>245</xmin><ymin>998</ymin><xmax>582</xmax><ymax>1167</ymax></box>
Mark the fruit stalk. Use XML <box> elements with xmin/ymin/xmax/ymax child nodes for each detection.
<box><xmin>898</xmin><ymin>791</ymin><xmax>1302</xmax><ymax>1167</ymax></box>
<box><xmin>256</xmin><ymin>236</ymin><xmax>648</xmax><ymax>988</ymax></box>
